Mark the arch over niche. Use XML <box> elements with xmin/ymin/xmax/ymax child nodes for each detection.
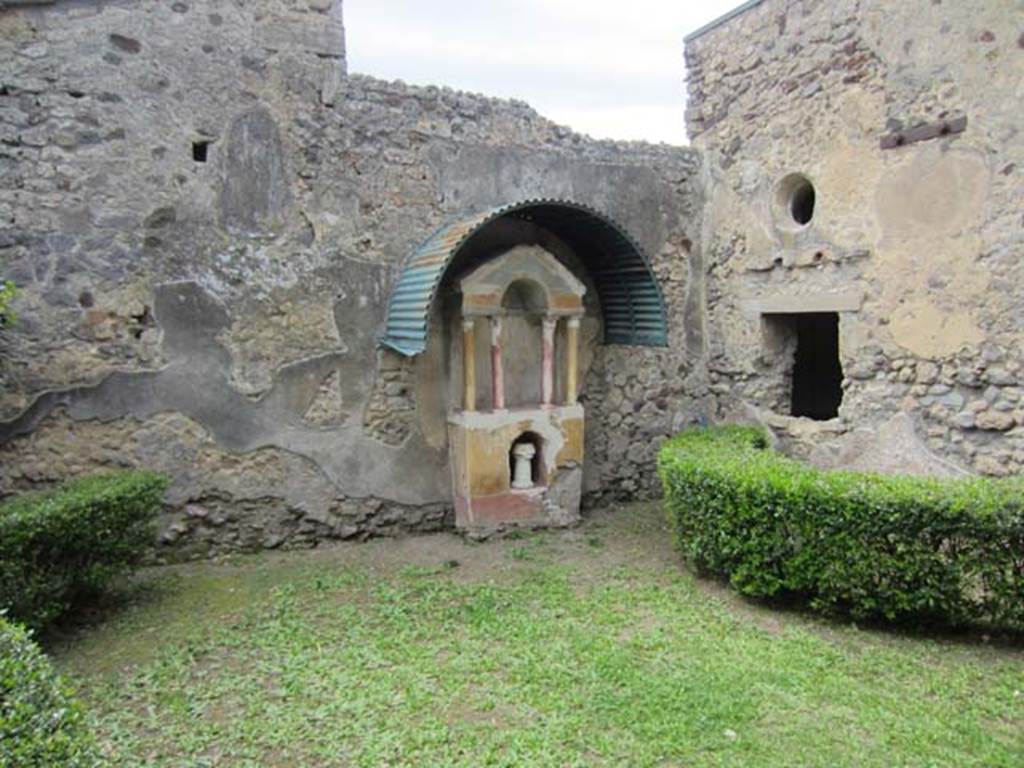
<box><xmin>501</xmin><ymin>279</ymin><xmax>548</xmax><ymax>314</ymax></box>
<box><xmin>380</xmin><ymin>199</ymin><xmax>668</xmax><ymax>356</ymax></box>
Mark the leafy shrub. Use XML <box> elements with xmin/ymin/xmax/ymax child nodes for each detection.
<box><xmin>0</xmin><ymin>471</ymin><xmax>169</xmax><ymax>630</ymax></box>
<box><xmin>658</xmin><ymin>425</ymin><xmax>1024</xmax><ymax>629</ymax></box>
<box><xmin>0</xmin><ymin>615</ymin><xmax>101</xmax><ymax>767</ymax></box>
<box><xmin>0</xmin><ymin>279</ymin><xmax>16</xmax><ymax>327</ymax></box>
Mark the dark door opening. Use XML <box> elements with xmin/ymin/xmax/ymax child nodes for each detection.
<box><xmin>790</xmin><ymin>312</ymin><xmax>843</xmax><ymax>420</ymax></box>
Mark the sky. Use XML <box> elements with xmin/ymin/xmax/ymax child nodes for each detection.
<box><xmin>344</xmin><ymin>0</ymin><xmax>743</xmax><ymax>146</ymax></box>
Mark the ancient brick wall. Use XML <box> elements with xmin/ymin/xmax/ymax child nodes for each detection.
<box><xmin>686</xmin><ymin>0</ymin><xmax>1024</xmax><ymax>475</ymax></box>
<box><xmin>0</xmin><ymin>0</ymin><xmax>706</xmax><ymax>552</ymax></box>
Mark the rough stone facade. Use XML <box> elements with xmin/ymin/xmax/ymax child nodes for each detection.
<box><xmin>0</xmin><ymin>0</ymin><xmax>707</xmax><ymax>552</ymax></box>
<box><xmin>6</xmin><ymin>0</ymin><xmax>1018</xmax><ymax>555</ymax></box>
<box><xmin>686</xmin><ymin>0</ymin><xmax>1024</xmax><ymax>476</ymax></box>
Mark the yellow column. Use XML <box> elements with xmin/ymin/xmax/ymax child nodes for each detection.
<box><xmin>566</xmin><ymin>316</ymin><xmax>580</xmax><ymax>405</ymax></box>
<box><xmin>490</xmin><ymin>315</ymin><xmax>505</xmax><ymax>411</ymax></box>
<box><xmin>462</xmin><ymin>318</ymin><xmax>476</xmax><ymax>411</ymax></box>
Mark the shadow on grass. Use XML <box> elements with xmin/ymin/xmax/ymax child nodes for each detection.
<box><xmin>690</xmin><ymin>568</ymin><xmax>1024</xmax><ymax>652</ymax></box>
<box><xmin>40</xmin><ymin>572</ymin><xmax>180</xmax><ymax>650</ymax></box>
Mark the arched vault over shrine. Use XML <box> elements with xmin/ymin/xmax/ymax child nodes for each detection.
<box><xmin>380</xmin><ymin>199</ymin><xmax>668</xmax><ymax>357</ymax></box>
<box><xmin>380</xmin><ymin>200</ymin><xmax>669</xmax><ymax>531</ymax></box>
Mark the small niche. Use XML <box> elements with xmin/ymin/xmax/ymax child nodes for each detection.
<box><xmin>509</xmin><ymin>432</ymin><xmax>543</xmax><ymax>490</ymax></box>
<box><xmin>191</xmin><ymin>140</ymin><xmax>210</xmax><ymax>163</ymax></box>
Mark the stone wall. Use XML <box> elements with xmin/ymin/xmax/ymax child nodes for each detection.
<box><xmin>0</xmin><ymin>0</ymin><xmax>706</xmax><ymax>552</ymax></box>
<box><xmin>685</xmin><ymin>0</ymin><xmax>1024</xmax><ymax>475</ymax></box>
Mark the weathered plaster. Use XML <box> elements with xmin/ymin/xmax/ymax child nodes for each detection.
<box><xmin>0</xmin><ymin>0</ymin><xmax>704</xmax><ymax>549</ymax></box>
<box><xmin>687</xmin><ymin>0</ymin><xmax>1024</xmax><ymax>476</ymax></box>
<box><xmin>0</xmin><ymin>280</ymin><xmax>450</xmax><ymax>503</ymax></box>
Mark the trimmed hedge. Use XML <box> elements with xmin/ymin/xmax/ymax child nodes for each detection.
<box><xmin>658</xmin><ymin>425</ymin><xmax>1024</xmax><ymax>629</ymax></box>
<box><xmin>0</xmin><ymin>471</ymin><xmax>168</xmax><ymax>630</ymax></box>
<box><xmin>0</xmin><ymin>615</ymin><xmax>101</xmax><ymax>767</ymax></box>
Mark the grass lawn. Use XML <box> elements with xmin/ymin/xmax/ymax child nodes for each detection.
<box><xmin>51</xmin><ymin>502</ymin><xmax>1023</xmax><ymax>767</ymax></box>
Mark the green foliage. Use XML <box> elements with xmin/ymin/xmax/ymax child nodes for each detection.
<box><xmin>0</xmin><ymin>615</ymin><xmax>101</xmax><ymax>767</ymax></box>
<box><xmin>0</xmin><ymin>279</ymin><xmax>16</xmax><ymax>327</ymax></box>
<box><xmin>0</xmin><ymin>471</ymin><xmax>169</xmax><ymax>631</ymax></box>
<box><xmin>658</xmin><ymin>425</ymin><xmax>1024</xmax><ymax>629</ymax></box>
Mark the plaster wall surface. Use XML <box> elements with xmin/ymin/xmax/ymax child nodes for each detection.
<box><xmin>0</xmin><ymin>0</ymin><xmax>706</xmax><ymax>551</ymax></box>
<box><xmin>686</xmin><ymin>0</ymin><xmax>1024</xmax><ymax>475</ymax></box>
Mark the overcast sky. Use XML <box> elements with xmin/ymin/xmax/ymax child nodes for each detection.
<box><xmin>344</xmin><ymin>0</ymin><xmax>742</xmax><ymax>146</ymax></box>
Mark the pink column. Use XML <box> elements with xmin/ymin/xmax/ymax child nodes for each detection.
<box><xmin>541</xmin><ymin>316</ymin><xmax>556</xmax><ymax>407</ymax></box>
<box><xmin>490</xmin><ymin>315</ymin><xmax>505</xmax><ymax>411</ymax></box>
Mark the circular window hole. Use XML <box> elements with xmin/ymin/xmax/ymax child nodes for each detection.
<box><xmin>775</xmin><ymin>174</ymin><xmax>816</xmax><ymax>229</ymax></box>
<box><xmin>790</xmin><ymin>181</ymin><xmax>815</xmax><ymax>225</ymax></box>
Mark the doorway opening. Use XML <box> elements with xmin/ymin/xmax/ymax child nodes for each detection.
<box><xmin>763</xmin><ymin>312</ymin><xmax>843</xmax><ymax>420</ymax></box>
<box><xmin>790</xmin><ymin>313</ymin><xmax>842</xmax><ymax>419</ymax></box>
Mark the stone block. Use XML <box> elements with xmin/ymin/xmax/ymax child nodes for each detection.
<box><xmin>257</xmin><ymin>14</ymin><xmax>345</xmax><ymax>58</ymax></box>
<box><xmin>975</xmin><ymin>411</ymin><xmax>1015</xmax><ymax>431</ymax></box>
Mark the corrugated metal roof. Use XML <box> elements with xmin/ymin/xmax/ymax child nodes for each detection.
<box><xmin>380</xmin><ymin>199</ymin><xmax>668</xmax><ymax>356</ymax></box>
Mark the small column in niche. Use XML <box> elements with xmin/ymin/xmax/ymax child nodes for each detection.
<box><xmin>462</xmin><ymin>318</ymin><xmax>476</xmax><ymax>412</ymax></box>
<box><xmin>489</xmin><ymin>315</ymin><xmax>505</xmax><ymax>411</ymax></box>
<box><xmin>565</xmin><ymin>316</ymin><xmax>580</xmax><ymax>405</ymax></box>
<box><xmin>541</xmin><ymin>316</ymin><xmax>556</xmax><ymax>407</ymax></box>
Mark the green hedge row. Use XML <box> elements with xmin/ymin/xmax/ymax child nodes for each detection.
<box><xmin>0</xmin><ymin>471</ymin><xmax>168</xmax><ymax>631</ymax></box>
<box><xmin>658</xmin><ymin>425</ymin><xmax>1024</xmax><ymax>629</ymax></box>
<box><xmin>0</xmin><ymin>615</ymin><xmax>101</xmax><ymax>767</ymax></box>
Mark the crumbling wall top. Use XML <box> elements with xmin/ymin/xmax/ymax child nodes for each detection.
<box><xmin>684</xmin><ymin>0</ymin><xmax>766</xmax><ymax>43</ymax></box>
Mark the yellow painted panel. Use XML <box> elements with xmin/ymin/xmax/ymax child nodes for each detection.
<box><xmin>447</xmin><ymin>426</ymin><xmax>469</xmax><ymax>496</ymax></box>
<box><xmin>466</xmin><ymin>430</ymin><xmax>512</xmax><ymax>496</ymax></box>
<box><xmin>556</xmin><ymin>417</ymin><xmax>584</xmax><ymax>465</ymax></box>
<box><xmin>550</xmin><ymin>294</ymin><xmax>583</xmax><ymax>312</ymax></box>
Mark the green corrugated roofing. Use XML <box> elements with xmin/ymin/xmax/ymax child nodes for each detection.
<box><xmin>380</xmin><ymin>199</ymin><xmax>668</xmax><ymax>357</ymax></box>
